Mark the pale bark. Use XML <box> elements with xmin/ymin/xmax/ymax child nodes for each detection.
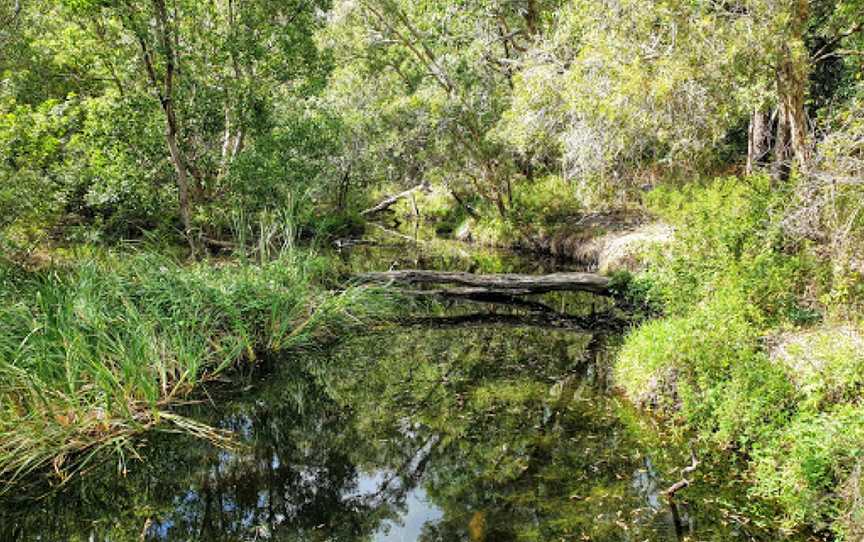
<box><xmin>773</xmin><ymin>99</ymin><xmax>792</xmax><ymax>181</ymax></box>
<box><xmin>773</xmin><ymin>0</ymin><xmax>811</xmax><ymax>177</ymax></box>
<box><xmin>132</xmin><ymin>0</ymin><xmax>197</xmax><ymax>253</ymax></box>
<box><xmin>361</xmin><ymin>184</ymin><xmax>426</xmax><ymax>216</ymax></box>
<box><xmin>777</xmin><ymin>51</ymin><xmax>810</xmax><ymax>166</ymax></box>
<box><xmin>746</xmin><ymin>108</ymin><xmax>771</xmax><ymax>175</ymax></box>
<box><xmin>358</xmin><ymin>0</ymin><xmax>512</xmax><ymax>214</ymax></box>
<box><xmin>164</xmin><ymin>114</ymin><xmax>195</xmax><ymax>252</ymax></box>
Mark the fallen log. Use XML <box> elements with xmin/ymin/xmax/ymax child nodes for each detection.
<box><xmin>368</xmin><ymin>223</ymin><xmax>428</xmax><ymax>244</ymax></box>
<box><xmin>361</xmin><ymin>184</ymin><xmax>426</xmax><ymax>216</ymax></box>
<box><xmin>355</xmin><ymin>270</ymin><xmax>611</xmax><ymax>295</ymax></box>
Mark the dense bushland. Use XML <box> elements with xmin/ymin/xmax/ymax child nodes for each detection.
<box><xmin>615</xmin><ymin>176</ymin><xmax>864</xmax><ymax>538</ymax></box>
<box><xmin>1</xmin><ymin>0</ymin><xmax>864</xmax><ymax>535</ymax></box>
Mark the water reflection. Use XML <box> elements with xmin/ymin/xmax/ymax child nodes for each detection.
<box><xmin>333</xmin><ymin>234</ymin><xmax>588</xmax><ymax>275</ymax></box>
<box><xmin>1</xmin><ymin>319</ymin><xmax>752</xmax><ymax>541</ymax></box>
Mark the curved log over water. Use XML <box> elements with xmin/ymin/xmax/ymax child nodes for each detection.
<box><xmin>360</xmin><ymin>184</ymin><xmax>426</xmax><ymax>216</ymax></box>
<box><xmin>355</xmin><ymin>270</ymin><xmax>611</xmax><ymax>295</ymax></box>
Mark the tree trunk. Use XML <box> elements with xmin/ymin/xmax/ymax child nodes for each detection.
<box><xmin>360</xmin><ymin>184</ymin><xmax>426</xmax><ymax>216</ymax></box>
<box><xmin>773</xmin><ymin>100</ymin><xmax>792</xmax><ymax>181</ymax></box>
<box><xmin>139</xmin><ymin>0</ymin><xmax>197</xmax><ymax>255</ymax></box>
<box><xmin>446</xmin><ymin>185</ymin><xmax>478</xmax><ymax>219</ymax></box>
<box><xmin>777</xmin><ymin>50</ymin><xmax>810</xmax><ymax>166</ymax></box>
<box><xmin>746</xmin><ymin>108</ymin><xmax>771</xmax><ymax>175</ymax></box>
<box><xmin>494</xmin><ymin>192</ymin><xmax>508</xmax><ymax>218</ymax></box>
<box><xmin>164</xmin><ymin>110</ymin><xmax>196</xmax><ymax>255</ymax></box>
<box><xmin>524</xmin><ymin>0</ymin><xmax>539</xmax><ymax>36</ymax></box>
<box><xmin>773</xmin><ymin>0</ymin><xmax>810</xmax><ymax>180</ymax></box>
<box><xmin>337</xmin><ymin>167</ymin><xmax>351</xmax><ymax>212</ymax></box>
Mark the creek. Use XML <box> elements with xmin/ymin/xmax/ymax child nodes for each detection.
<box><xmin>0</xmin><ymin>241</ymin><xmax>776</xmax><ymax>541</ymax></box>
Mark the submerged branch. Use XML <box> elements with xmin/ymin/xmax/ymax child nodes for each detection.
<box><xmin>391</xmin><ymin>286</ymin><xmax>559</xmax><ymax>312</ymax></box>
<box><xmin>401</xmin><ymin>311</ymin><xmax>628</xmax><ymax>333</ymax></box>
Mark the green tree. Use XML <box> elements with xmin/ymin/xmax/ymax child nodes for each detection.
<box><xmin>60</xmin><ymin>0</ymin><xmax>329</xmax><ymax>249</ymax></box>
<box><xmin>323</xmin><ymin>0</ymin><xmax>561</xmax><ymax>217</ymax></box>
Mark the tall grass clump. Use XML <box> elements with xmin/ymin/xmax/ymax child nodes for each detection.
<box><xmin>0</xmin><ymin>250</ymin><xmax>392</xmax><ymax>485</ymax></box>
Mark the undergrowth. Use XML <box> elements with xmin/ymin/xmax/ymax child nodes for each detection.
<box><xmin>391</xmin><ymin>175</ymin><xmax>584</xmax><ymax>246</ymax></box>
<box><xmin>614</xmin><ymin>174</ymin><xmax>864</xmax><ymax>538</ymax></box>
<box><xmin>472</xmin><ymin>175</ymin><xmax>584</xmax><ymax>246</ymax></box>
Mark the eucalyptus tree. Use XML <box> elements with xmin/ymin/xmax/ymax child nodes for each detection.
<box><xmin>501</xmin><ymin>1</ymin><xmax>740</xmax><ymax>199</ymax></box>
<box><xmin>0</xmin><ymin>0</ymin><xmax>21</xmax><ymax>49</ymax></box>
<box><xmin>497</xmin><ymin>0</ymin><xmax>864</xmax><ymax>200</ymax></box>
<box><xmin>323</xmin><ymin>0</ymin><xmax>561</xmax><ymax>217</ymax></box>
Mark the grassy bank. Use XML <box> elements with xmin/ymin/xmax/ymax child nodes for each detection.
<box><xmin>613</xmin><ymin>175</ymin><xmax>864</xmax><ymax>538</ymax></box>
<box><xmin>0</xmin><ymin>249</ymin><xmax>392</xmax><ymax>485</ymax></box>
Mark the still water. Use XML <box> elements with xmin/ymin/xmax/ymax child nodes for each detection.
<box><xmin>0</xmin><ymin>243</ymin><xmax>777</xmax><ymax>541</ymax></box>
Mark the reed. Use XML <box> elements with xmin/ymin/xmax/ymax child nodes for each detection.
<box><xmin>0</xmin><ymin>249</ymin><xmax>392</xmax><ymax>486</ymax></box>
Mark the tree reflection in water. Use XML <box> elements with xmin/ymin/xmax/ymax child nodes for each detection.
<box><xmin>1</xmin><ymin>320</ymin><xmax>750</xmax><ymax>541</ymax></box>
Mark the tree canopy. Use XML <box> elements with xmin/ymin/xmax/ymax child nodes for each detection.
<box><xmin>1</xmin><ymin>0</ymin><xmax>862</xmax><ymax>249</ymax></box>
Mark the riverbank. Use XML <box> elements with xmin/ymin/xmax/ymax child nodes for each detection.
<box><xmin>0</xmin><ymin>295</ymin><xmax>793</xmax><ymax>541</ymax></box>
<box><xmin>2</xmin><ymin>172</ymin><xmax>861</xmax><ymax>538</ymax></box>
<box><xmin>0</xmin><ymin>249</ymin><xmax>394</xmax><ymax>485</ymax></box>
<box><xmin>614</xmin><ymin>176</ymin><xmax>863</xmax><ymax>539</ymax></box>
<box><xmin>375</xmin><ymin>178</ymin><xmax>670</xmax><ymax>271</ymax></box>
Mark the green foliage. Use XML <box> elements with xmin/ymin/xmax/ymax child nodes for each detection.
<box><xmin>1</xmin><ymin>0</ymin><xmax>339</xmax><ymax>247</ymax></box>
<box><xmin>801</xmin><ymin>83</ymin><xmax>864</xmax><ymax>316</ymax></box>
<box><xmin>321</xmin><ymin>0</ymin><xmax>562</xmax><ymax>214</ymax></box>
<box><xmin>773</xmin><ymin>324</ymin><xmax>864</xmax><ymax>410</ymax></box>
<box><xmin>1</xmin><ymin>0</ymin><xmax>863</xmax><ymax>536</ymax></box>
<box><xmin>616</xmin><ymin>175</ymin><xmax>864</xmax><ymax>536</ymax></box>
<box><xmin>0</xmin><ymin>249</ymin><xmax>392</xmax><ymax>483</ymax></box>
<box><xmin>211</xmin><ymin>105</ymin><xmax>344</xmax><ymax>233</ymax></box>
<box><xmin>642</xmin><ymin>176</ymin><xmax>811</xmax><ymax>322</ymax></box>
<box><xmin>616</xmin><ymin>290</ymin><xmax>795</xmax><ymax>451</ymax></box>
<box><xmin>0</xmin><ymin>96</ymin><xmax>72</xmax><ymax>241</ymax></box>
<box><xmin>751</xmin><ymin>406</ymin><xmax>864</xmax><ymax>536</ymax></box>
<box><xmin>497</xmin><ymin>0</ymin><xmax>781</xmax><ymax>196</ymax></box>
<box><xmin>397</xmin><ymin>188</ymin><xmax>477</xmax><ymax>236</ymax></box>
<box><xmin>607</xmin><ymin>271</ymin><xmax>662</xmax><ymax>316</ymax></box>
<box><xmin>63</xmin><ymin>95</ymin><xmax>176</xmax><ymax>239</ymax></box>
<box><xmin>509</xmin><ymin>175</ymin><xmax>582</xmax><ymax>227</ymax></box>
<box><xmin>471</xmin><ymin>175</ymin><xmax>582</xmax><ymax>245</ymax></box>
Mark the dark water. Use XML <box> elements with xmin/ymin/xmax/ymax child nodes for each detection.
<box><xmin>0</xmin><ymin>242</ymin><xmax>777</xmax><ymax>541</ymax></box>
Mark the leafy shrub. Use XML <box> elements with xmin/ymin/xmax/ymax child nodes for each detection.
<box><xmin>607</xmin><ymin>271</ymin><xmax>662</xmax><ymax>316</ymax></box>
<box><xmin>642</xmin><ymin>175</ymin><xmax>810</xmax><ymax>322</ymax></box>
<box><xmin>616</xmin><ymin>174</ymin><xmax>864</xmax><ymax>536</ymax></box>
<box><xmin>616</xmin><ymin>290</ymin><xmax>795</xmax><ymax>449</ymax></box>
<box><xmin>509</xmin><ymin>175</ymin><xmax>582</xmax><ymax>226</ymax></box>
<box><xmin>790</xmin><ymin>84</ymin><xmax>864</xmax><ymax>316</ymax></box>
<box><xmin>751</xmin><ymin>405</ymin><xmax>864</xmax><ymax>535</ymax></box>
<box><xmin>396</xmin><ymin>188</ymin><xmax>479</xmax><ymax>236</ymax></box>
<box><xmin>62</xmin><ymin>94</ymin><xmax>175</xmax><ymax>240</ymax></box>
<box><xmin>470</xmin><ymin>175</ymin><xmax>583</xmax><ymax>245</ymax></box>
<box><xmin>0</xmin><ymin>97</ymin><xmax>74</xmax><ymax>243</ymax></box>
